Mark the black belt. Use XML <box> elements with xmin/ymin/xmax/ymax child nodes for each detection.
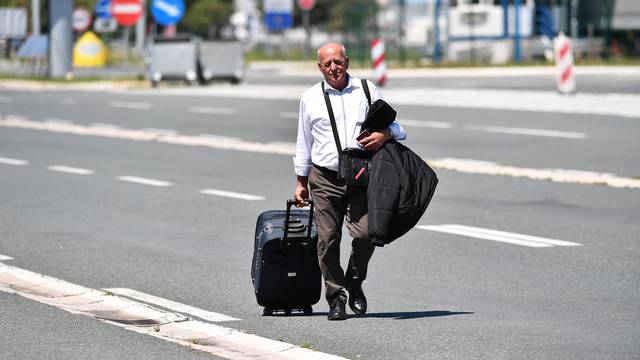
<box><xmin>312</xmin><ymin>163</ymin><xmax>338</xmax><ymax>176</ymax></box>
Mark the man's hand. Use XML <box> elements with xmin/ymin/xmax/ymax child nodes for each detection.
<box><xmin>294</xmin><ymin>176</ymin><xmax>309</xmax><ymax>207</ymax></box>
<box><xmin>358</xmin><ymin>128</ymin><xmax>391</xmax><ymax>151</ymax></box>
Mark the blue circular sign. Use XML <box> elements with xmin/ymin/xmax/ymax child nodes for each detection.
<box><xmin>151</xmin><ymin>0</ymin><xmax>185</xmax><ymax>26</ymax></box>
<box><xmin>95</xmin><ymin>0</ymin><xmax>112</xmax><ymax>19</ymax></box>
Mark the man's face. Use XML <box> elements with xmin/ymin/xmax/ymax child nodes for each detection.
<box><xmin>318</xmin><ymin>53</ymin><xmax>349</xmax><ymax>90</ymax></box>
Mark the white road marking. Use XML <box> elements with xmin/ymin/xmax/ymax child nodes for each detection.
<box><xmin>104</xmin><ymin>288</ymin><xmax>240</xmax><ymax>322</ymax></box>
<box><xmin>464</xmin><ymin>125</ymin><xmax>587</xmax><ymax>139</ymax></box>
<box><xmin>91</xmin><ymin>122</ymin><xmax>122</xmax><ymax>129</ymax></box>
<box><xmin>200</xmin><ymin>189</ymin><xmax>265</xmax><ymax>201</ymax></box>
<box><xmin>188</xmin><ymin>106</ymin><xmax>236</xmax><ymax>115</ymax></box>
<box><xmin>418</xmin><ymin>224</ymin><xmax>581</xmax><ymax>248</ymax></box>
<box><xmin>400</xmin><ymin>119</ymin><xmax>453</xmax><ymax>129</ymax></box>
<box><xmin>143</xmin><ymin>128</ymin><xmax>178</xmax><ymax>136</ymax></box>
<box><xmin>44</xmin><ymin>118</ymin><xmax>72</xmax><ymax>125</ymax></box>
<box><xmin>117</xmin><ymin>176</ymin><xmax>172</xmax><ymax>187</ymax></box>
<box><xmin>110</xmin><ymin>100</ymin><xmax>150</xmax><ymax>110</ymax></box>
<box><xmin>197</xmin><ymin>133</ymin><xmax>242</xmax><ymax>142</ymax></box>
<box><xmin>0</xmin><ymin>254</ymin><xmax>14</xmax><ymax>261</ymax></box>
<box><xmin>428</xmin><ymin>158</ymin><xmax>640</xmax><ymax>189</ymax></box>
<box><xmin>48</xmin><ymin>165</ymin><xmax>94</xmax><ymax>175</ymax></box>
<box><xmin>0</xmin><ymin>117</ymin><xmax>296</xmax><ymax>156</ymax></box>
<box><xmin>1</xmin><ymin>116</ymin><xmax>637</xmax><ymax>189</ymax></box>
<box><xmin>0</xmin><ymin>264</ymin><xmax>348</xmax><ymax>360</ymax></box>
<box><xmin>0</xmin><ymin>157</ymin><xmax>28</xmax><ymax>166</ymax></box>
<box><xmin>279</xmin><ymin>112</ymin><xmax>298</xmax><ymax>119</ymax></box>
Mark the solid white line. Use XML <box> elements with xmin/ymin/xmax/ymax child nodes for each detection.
<box><xmin>0</xmin><ymin>157</ymin><xmax>28</xmax><ymax>166</ymax></box>
<box><xmin>417</xmin><ymin>225</ymin><xmax>553</xmax><ymax>248</ymax></box>
<box><xmin>444</xmin><ymin>225</ymin><xmax>581</xmax><ymax>247</ymax></box>
<box><xmin>200</xmin><ymin>189</ymin><xmax>265</xmax><ymax>201</ymax></box>
<box><xmin>44</xmin><ymin>118</ymin><xmax>72</xmax><ymax>125</ymax></box>
<box><xmin>279</xmin><ymin>112</ymin><xmax>298</xmax><ymax>119</ymax></box>
<box><xmin>188</xmin><ymin>106</ymin><xmax>236</xmax><ymax>115</ymax></box>
<box><xmin>0</xmin><ymin>264</ymin><xmax>348</xmax><ymax>360</ymax></box>
<box><xmin>143</xmin><ymin>128</ymin><xmax>178</xmax><ymax>136</ymax></box>
<box><xmin>427</xmin><ymin>158</ymin><xmax>640</xmax><ymax>189</ymax></box>
<box><xmin>0</xmin><ymin>255</ymin><xmax>14</xmax><ymax>261</ymax></box>
<box><xmin>104</xmin><ymin>288</ymin><xmax>240</xmax><ymax>322</ymax></box>
<box><xmin>399</xmin><ymin>119</ymin><xmax>453</xmax><ymax>129</ymax></box>
<box><xmin>48</xmin><ymin>165</ymin><xmax>95</xmax><ymax>175</ymax></box>
<box><xmin>117</xmin><ymin>176</ymin><xmax>172</xmax><ymax>187</ymax></box>
<box><xmin>465</xmin><ymin>125</ymin><xmax>587</xmax><ymax>139</ymax></box>
<box><xmin>91</xmin><ymin>123</ymin><xmax>122</xmax><ymax>129</ymax></box>
<box><xmin>110</xmin><ymin>101</ymin><xmax>150</xmax><ymax>110</ymax></box>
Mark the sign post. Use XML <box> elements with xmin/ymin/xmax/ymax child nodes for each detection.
<box><xmin>151</xmin><ymin>0</ymin><xmax>185</xmax><ymax>26</ymax></box>
<box><xmin>72</xmin><ymin>8</ymin><xmax>92</xmax><ymax>33</ymax></box>
<box><xmin>297</xmin><ymin>0</ymin><xmax>315</xmax><ymax>60</ymax></box>
<box><xmin>111</xmin><ymin>0</ymin><xmax>143</xmax><ymax>66</ymax></box>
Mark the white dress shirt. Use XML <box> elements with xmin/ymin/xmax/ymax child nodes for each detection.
<box><xmin>294</xmin><ymin>75</ymin><xmax>406</xmax><ymax>176</ymax></box>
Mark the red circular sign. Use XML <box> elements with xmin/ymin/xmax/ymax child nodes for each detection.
<box><xmin>297</xmin><ymin>0</ymin><xmax>315</xmax><ymax>11</ymax></box>
<box><xmin>111</xmin><ymin>0</ymin><xmax>143</xmax><ymax>27</ymax></box>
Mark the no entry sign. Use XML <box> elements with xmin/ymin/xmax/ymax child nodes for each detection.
<box><xmin>111</xmin><ymin>0</ymin><xmax>143</xmax><ymax>27</ymax></box>
<box><xmin>297</xmin><ymin>0</ymin><xmax>315</xmax><ymax>11</ymax></box>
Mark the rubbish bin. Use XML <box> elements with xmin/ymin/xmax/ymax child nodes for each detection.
<box><xmin>148</xmin><ymin>35</ymin><xmax>199</xmax><ymax>87</ymax></box>
<box><xmin>198</xmin><ymin>41</ymin><xmax>244</xmax><ymax>84</ymax></box>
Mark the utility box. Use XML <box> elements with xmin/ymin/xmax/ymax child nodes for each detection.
<box><xmin>148</xmin><ymin>36</ymin><xmax>199</xmax><ymax>87</ymax></box>
<box><xmin>198</xmin><ymin>41</ymin><xmax>244</xmax><ymax>84</ymax></box>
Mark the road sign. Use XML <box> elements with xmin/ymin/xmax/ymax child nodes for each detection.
<box><xmin>264</xmin><ymin>0</ymin><xmax>292</xmax><ymax>31</ymax></box>
<box><xmin>72</xmin><ymin>8</ymin><xmax>92</xmax><ymax>32</ymax></box>
<box><xmin>297</xmin><ymin>0</ymin><xmax>315</xmax><ymax>11</ymax></box>
<box><xmin>94</xmin><ymin>17</ymin><xmax>118</xmax><ymax>33</ymax></box>
<box><xmin>95</xmin><ymin>0</ymin><xmax>113</xmax><ymax>19</ymax></box>
<box><xmin>151</xmin><ymin>0</ymin><xmax>185</xmax><ymax>26</ymax></box>
<box><xmin>111</xmin><ymin>0</ymin><xmax>143</xmax><ymax>27</ymax></box>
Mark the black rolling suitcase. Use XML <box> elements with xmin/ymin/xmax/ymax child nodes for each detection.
<box><xmin>252</xmin><ymin>199</ymin><xmax>321</xmax><ymax>315</ymax></box>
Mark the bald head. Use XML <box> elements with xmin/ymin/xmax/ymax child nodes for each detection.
<box><xmin>317</xmin><ymin>42</ymin><xmax>349</xmax><ymax>91</ymax></box>
<box><xmin>317</xmin><ymin>43</ymin><xmax>347</xmax><ymax>61</ymax></box>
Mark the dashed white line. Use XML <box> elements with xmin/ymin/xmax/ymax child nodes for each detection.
<box><xmin>0</xmin><ymin>254</ymin><xmax>14</xmax><ymax>261</ymax></box>
<box><xmin>104</xmin><ymin>288</ymin><xmax>240</xmax><ymax>322</ymax></box>
<box><xmin>110</xmin><ymin>101</ymin><xmax>150</xmax><ymax>110</ymax></box>
<box><xmin>200</xmin><ymin>189</ymin><xmax>265</xmax><ymax>201</ymax></box>
<box><xmin>0</xmin><ymin>157</ymin><xmax>28</xmax><ymax>166</ymax></box>
<box><xmin>418</xmin><ymin>224</ymin><xmax>581</xmax><ymax>248</ymax></box>
<box><xmin>48</xmin><ymin>165</ymin><xmax>94</xmax><ymax>175</ymax></box>
<box><xmin>117</xmin><ymin>176</ymin><xmax>172</xmax><ymax>187</ymax></box>
<box><xmin>464</xmin><ymin>125</ymin><xmax>587</xmax><ymax>139</ymax></box>
<box><xmin>0</xmin><ymin>264</ymin><xmax>348</xmax><ymax>360</ymax></box>
<box><xmin>188</xmin><ymin>106</ymin><xmax>236</xmax><ymax>115</ymax></box>
<box><xmin>400</xmin><ymin>119</ymin><xmax>453</xmax><ymax>129</ymax></box>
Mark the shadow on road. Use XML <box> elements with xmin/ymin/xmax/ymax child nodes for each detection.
<box><xmin>360</xmin><ymin>310</ymin><xmax>474</xmax><ymax>320</ymax></box>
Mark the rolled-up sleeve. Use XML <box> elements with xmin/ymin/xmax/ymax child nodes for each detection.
<box><xmin>371</xmin><ymin>81</ymin><xmax>406</xmax><ymax>141</ymax></box>
<box><xmin>293</xmin><ymin>96</ymin><xmax>313</xmax><ymax>176</ymax></box>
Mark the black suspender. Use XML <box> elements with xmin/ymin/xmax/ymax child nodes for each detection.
<box><xmin>321</xmin><ymin>79</ymin><xmax>371</xmax><ymax>155</ymax></box>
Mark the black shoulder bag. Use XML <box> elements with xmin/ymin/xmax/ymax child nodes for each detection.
<box><xmin>322</xmin><ymin>79</ymin><xmax>373</xmax><ymax>188</ymax></box>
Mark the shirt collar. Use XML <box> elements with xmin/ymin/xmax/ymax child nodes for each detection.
<box><xmin>323</xmin><ymin>74</ymin><xmax>359</xmax><ymax>93</ymax></box>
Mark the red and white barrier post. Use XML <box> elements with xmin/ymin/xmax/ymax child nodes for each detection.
<box><xmin>371</xmin><ymin>39</ymin><xmax>387</xmax><ymax>86</ymax></box>
<box><xmin>553</xmin><ymin>32</ymin><xmax>576</xmax><ymax>94</ymax></box>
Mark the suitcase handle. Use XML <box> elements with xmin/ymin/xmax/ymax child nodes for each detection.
<box><xmin>282</xmin><ymin>198</ymin><xmax>314</xmax><ymax>251</ymax></box>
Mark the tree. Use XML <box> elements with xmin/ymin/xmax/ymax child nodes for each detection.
<box><xmin>181</xmin><ymin>0</ymin><xmax>232</xmax><ymax>39</ymax></box>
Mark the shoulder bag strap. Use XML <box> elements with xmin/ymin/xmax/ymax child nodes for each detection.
<box><xmin>321</xmin><ymin>81</ymin><xmax>342</xmax><ymax>154</ymax></box>
<box><xmin>361</xmin><ymin>79</ymin><xmax>372</xmax><ymax>107</ymax></box>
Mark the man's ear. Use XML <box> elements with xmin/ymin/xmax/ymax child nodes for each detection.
<box><xmin>344</xmin><ymin>57</ymin><xmax>349</xmax><ymax>70</ymax></box>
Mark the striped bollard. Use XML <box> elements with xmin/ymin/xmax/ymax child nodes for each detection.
<box><xmin>553</xmin><ymin>32</ymin><xmax>576</xmax><ymax>94</ymax></box>
<box><xmin>371</xmin><ymin>39</ymin><xmax>387</xmax><ymax>86</ymax></box>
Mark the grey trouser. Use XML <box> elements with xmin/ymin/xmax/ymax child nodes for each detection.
<box><xmin>309</xmin><ymin>165</ymin><xmax>375</xmax><ymax>303</ymax></box>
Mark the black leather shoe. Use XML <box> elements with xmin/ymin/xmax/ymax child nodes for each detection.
<box><xmin>327</xmin><ymin>297</ymin><xmax>347</xmax><ymax>321</ymax></box>
<box><xmin>347</xmin><ymin>284</ymin><xmax>367</xmax><ymax>315</ymax></box>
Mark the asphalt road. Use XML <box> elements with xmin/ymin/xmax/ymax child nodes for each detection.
<box><xmin>1</xmin><ymin>73</ymin><xmax>639</xmax><ymax>360</ymax></box>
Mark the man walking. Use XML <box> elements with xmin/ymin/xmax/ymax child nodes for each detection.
<box><xmin>293</xmin><ymin>42</ymin><xmax>406</xmax><ymax>320</ymax></box>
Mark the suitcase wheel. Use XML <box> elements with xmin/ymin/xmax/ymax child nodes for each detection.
<box><xmin>303</xmin><ymin>306</ymin><xmax>313</xmax><ymax>316</ymax></box>
<box><xmin>263</xmin><ymin>307</ymin><xmax>274</xmax><ymax>316</ymax></box>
